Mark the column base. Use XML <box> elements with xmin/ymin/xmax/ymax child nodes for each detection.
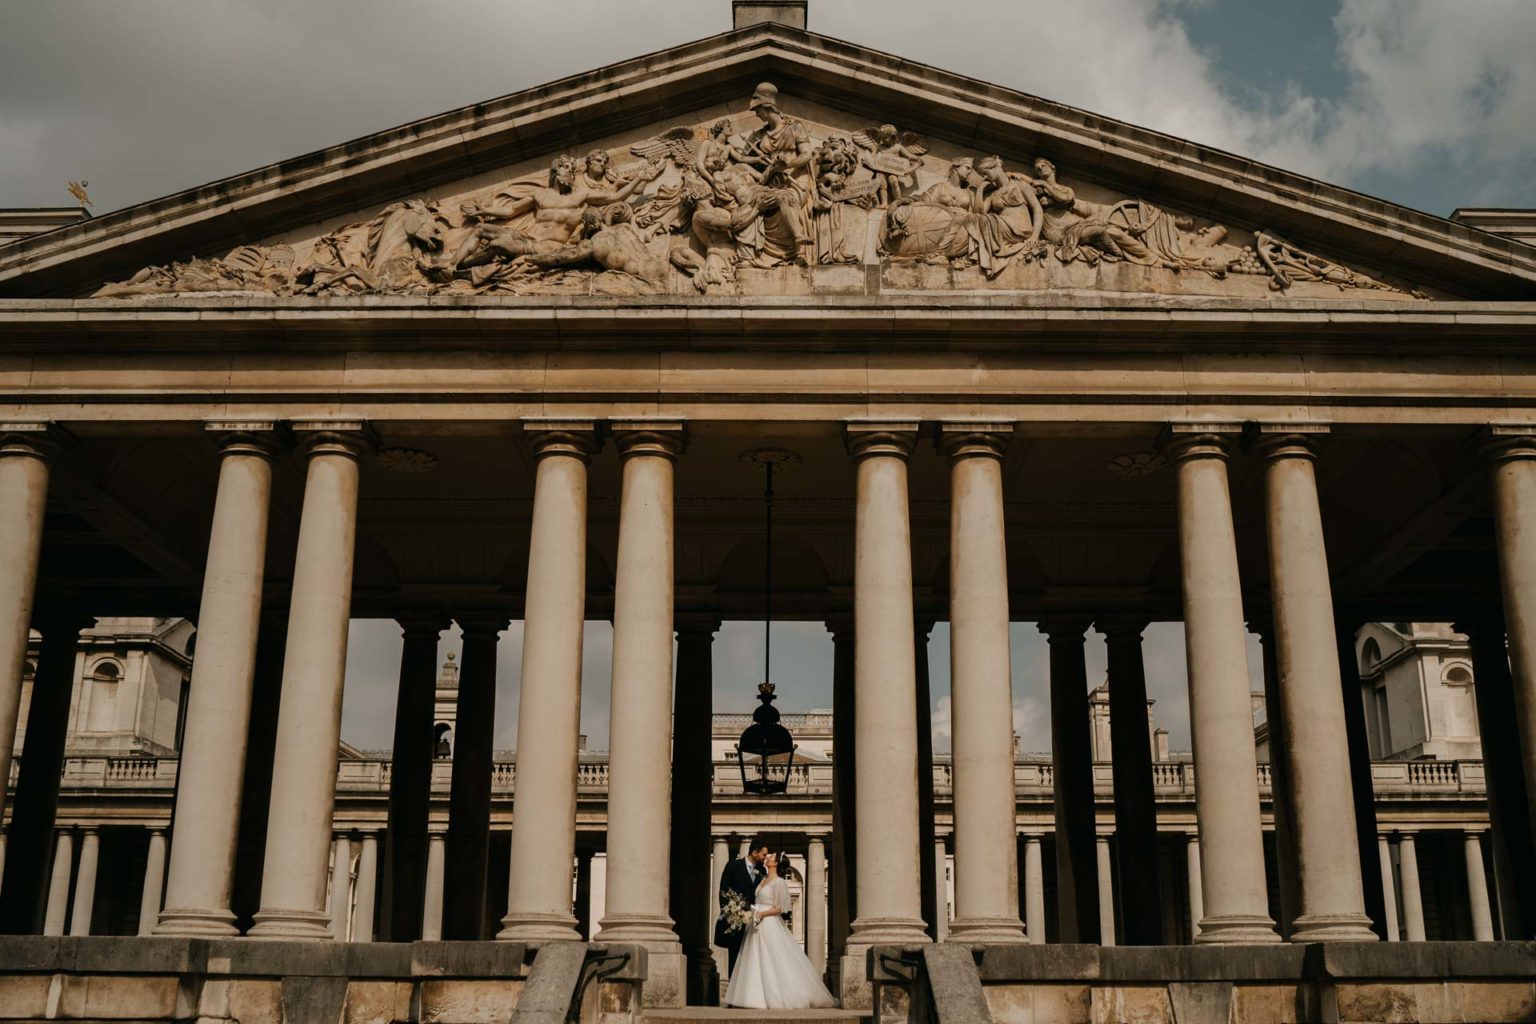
<box><xmin>1289</xmin><ymin>913</ymin><xmax>1379</xmax><ymax>943</ymax></box>
<box><xmin>152</xmin><ymin>907</ymin><xmax>239</xmax><ymax>938</ymax></box>
<box><xmin>847</xmin><ymin>914</ymin><xmax>932</xmax><ymax>946</ymax></box>
<box><xmin>595</xmin><ymin>912</ymin><xmax>681</xmax><ymax>945</ymax></box>
<box><xmin>247</xmin><ymin>908</ymin><xmax>335</xmax><ymax>940</ymax></box>
<box><xmin>1194</xmin><ymin>914</ymin><xmax>1281</xmax><ymax>945</ymax></box>
<box><xmin>947</xmin><ymin>915</ymin><xmax>1027</xmax><ymax>944</ymax></box>
<box><xmin>495</xmin><ymin>910</ymin><xmax>582</xmax><ymax>942</ymax></box>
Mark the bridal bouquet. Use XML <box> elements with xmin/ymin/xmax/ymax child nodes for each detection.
<box><xmin>721</xmin><ymin>891</ymin><xmax>755</xmax><ymax>935</ymax></box>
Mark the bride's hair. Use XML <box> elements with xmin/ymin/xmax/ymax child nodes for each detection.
<box><xmin>773</xmin><ymin>850</ymin><xmax>793</xmax><ymax>877</ymax></box>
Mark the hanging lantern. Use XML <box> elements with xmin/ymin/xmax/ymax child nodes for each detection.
<box><xmin>737</xmin><ymin>682</ymin><xmax>796</xmax><ymax>794</ymax></box>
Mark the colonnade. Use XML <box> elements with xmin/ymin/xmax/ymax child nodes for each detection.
<box><xmin>0</xmin><ymin>417</ymin><xmax>1534</xmax><ymax>970</ymax></box>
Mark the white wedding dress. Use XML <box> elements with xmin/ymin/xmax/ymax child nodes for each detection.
<box><xmin>724</xmin><ymin>877</ymin><xmax>837</xmax><ymax>1009</ymax></box>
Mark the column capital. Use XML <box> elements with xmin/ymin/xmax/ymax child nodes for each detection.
<box><xmin>937</xmin><ymin>421</ymin><xmax>1013</xmax><ymax>460</ymax></box>
<box><xmin>523</xmin><ymin>419</ymin><xmax>601</xmax><ymax>462</ymax></box>
<box><xmin>205</xmin><ymin>420</ymin><xmax>284</xmax><ymax>459</ymax></box>
<box><xmin>1037</xmin><ymin>615</ymin><xmax>1092</xmax><ymax>643</ymax></box>
<box><xmin>291</xmin><ymin>419</ymin><xmax>377</xmax><ymax>460</ymax></box>
<box><xmin>1095</xmin><ymin>616</ymin><xmax>1150</xmax><ymax>642</ymax></box>
<box><xmin>611</xmin><ymin>418</ymin><xmax>686</xmax><ymax>460</ymax></box>
<box><xmin>1245</xmin><ymin>422</ymin><xmax>1330</xmax><ymax>460</ymax></box>
<box><xmin>455</xmin><ymin>613</ymin><xmax>510</xmax><ymax>639</ymax></box>
<box><xmin>396</xmin><ymin>614</ymin><xmax>450</xmax><ymax>641</ymax></box>
<box><xmin>1155</xmin><ymin>421</ymin><xmax>1243</xmax><ymax>462</ymax></box>
<box><xmin>1477</xmin><ymin>424</ymin><xmax>1536</xmax><ymax>463</ymax></box>
<box><xmin>845</xmin><ymin>419</ymin><xmax>919</xmax><ymax>460</ymax></box>
<box><xmin>0</xmin><ymin>421</ymin><xmax>73</xmax><ymax>460</ymax></box>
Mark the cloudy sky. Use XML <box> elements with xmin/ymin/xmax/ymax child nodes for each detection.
<box><xmin>6</xmin><ymin>0</ymin><xmax>1530</xmax><ymax>751</ymax></box>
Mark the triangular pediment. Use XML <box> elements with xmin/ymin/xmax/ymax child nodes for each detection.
<box><xmin>4</xmin><ymin>21</ymin><xmax>1533</xmax><ymax>302</ymax></box>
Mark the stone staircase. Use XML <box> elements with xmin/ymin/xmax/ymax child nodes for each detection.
<box><xmin>641</xmin><ymin>1008</ymin><xmax>870</xmax><ymax>1024</ymax></box>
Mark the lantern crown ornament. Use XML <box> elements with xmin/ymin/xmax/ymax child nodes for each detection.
<box><xmin>737</xmin><ymin>682</ymin><xmax>796</xmax><ymax>795</ymax></box>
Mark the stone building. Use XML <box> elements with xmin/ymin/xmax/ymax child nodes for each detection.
<box><xmin>1</xmin><ymin>1</ymin><xmax>1536</xmax><ymax>1020</ymax></box>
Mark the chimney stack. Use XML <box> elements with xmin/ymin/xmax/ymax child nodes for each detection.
<box><xmin>733</xmin><ymin>1</ymin><xmax>807</xmax><ymax>30</ymax></box>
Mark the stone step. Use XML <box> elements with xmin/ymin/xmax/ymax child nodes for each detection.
<box><xmin>643</xmin><ymin>1009</ymin><xmax>869</xmax><ymax>1024</ymax></box>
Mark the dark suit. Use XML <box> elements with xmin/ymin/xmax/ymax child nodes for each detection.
<box><xmin>716</xmin><ymin>857</ymin><xmax>759</xmax><ymax>972</ymax></box>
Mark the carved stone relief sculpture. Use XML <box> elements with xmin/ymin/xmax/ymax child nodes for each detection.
<box><xmin>93</xmin><ymin>82</ymin><xmax>1427</xmax><ymax>300</ymax></box>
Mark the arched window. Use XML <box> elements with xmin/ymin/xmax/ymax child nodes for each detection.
<box><xmin>1441</xmin><ymin>663</ymin><xmax>1478</xmax><ymax>738</ymax></box>
<box><xmin>1361</xmin><ymin>639</ymin><xmax>1382</xmax><ymax>669</ymax></box>
<box><xmin>434</xmin><ymin>722</ymin><xmax>453</xmax><ymax>759</ymax></box>
<box><xmin>86</xmin><ymin>659</ymin><xmax>123</xmax><ymax>733</ymax></box>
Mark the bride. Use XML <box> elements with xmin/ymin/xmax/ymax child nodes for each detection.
<box><xmin>724</xmin><ymin>851</ymin><xmax>838</xmax><ymax>1009</ymax></box>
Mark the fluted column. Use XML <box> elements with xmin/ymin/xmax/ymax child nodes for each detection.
<box><xmin>807</xmin><ymin>837</ymin><xmax>828</xmax><ymax>973</ymax></box>
<box><xmin>0</xmin><ymin>612</ymin><xmax>91</xmax><ymax>934</ymax></box>
<box><xmin>381</xmin><ymin>616</ymin><xmax>448</xmax><ymax>942</ymax></box>
<box><xmin>68</xmin><ymin>828</ymin><xmax>100</xmax><ymax>936</ymax></box>
<box><xmin>844</xmin><ymin>421</ymin><xmax>929</xmax><ymax>953</ymax></box>
<box><xmin>330</xmin><ymin>834</ymin><xmax>353</xmax><ymax>941</ymax></box>
<box><xmin>157</xmin><ymin>423</ymin><xmax>280</xmax><ymax>937</ymax></box>
<box><xmin>1396</xmin><ymin>834</ymin><xmax>1425</xmax><ymax>941</ymax></box>
<box><xmin>421</xmin><ymin>830</ymin><xmax>446</xmax><ymax>942</ymax></box>
<box><xmin>1161</xmin><ymin>424</ymin><xmax>1277</xmax><ymax>944</ymax></box>
<box><xmin>138</xmin><ymin>829</ymin><xmax>168</xmax><ymax>936</ymax></box>
<box><xmin>1465</xmin><ymin>831</ymin><xmax>1495</xmax><ymax>941</ymax></box>
<box><xmin>0</xmin><ymin>424</ymin><xmax>66</xmax><ymax>827</ymax></box>
<box><xmin>42</xmin><ymin>829</ymin><xmax>73</xmax><ymax>936</ymax></box>
<box><xmin>250</xmin><ymin>421</ymin><xmax>371</xmax><ymax>939</ymax></box>
<box><xmin>940</xmin><ymin>423</ymin><xmax>1025</xmax><ymax>943</ymax></box>
<box><xmin>1377</xmin><ymin>836</ymin><xmax>1400</xmax><ymax>941</ymax></box>
<box><xmin>1022</xmin><ymin>835</ymin><xmax>1046</xmax><ymax>943</ymax></box>
<box><xmin>1186</xmin><ymin>835</ymin><xmax>1204</xmax><ymax>942</ymax></box>
<box><xmin>353</xmin><ymin>832</ymin><xmax>379</xmax><ymax>943</ymax></box>
<box><xmin>1484</xmin><ymin>426</ymin><xmax>1536</xmax><ymax>857</ymax></box>
<box><xmin>1096</xmin><ymin>836</ymin><xmax>1115</xmax><ymax>946</ymax></box>
<box><xmin>1099</xmin><ymin>617</ymin><xmax>1165</xmax><ymax>945</ymax></box>
<box><xmin>502</xmin><ymin>421</ymin><xmax>599</xmax><ymax>941</ymax></box>
<box><xmin>1252</xmin><ymin>426</ymin><xmax>1375</xmax><ymax>942</ymax></box>
<box><xmin>598</xmin><ymin>420</ymin><xmax>685</xmax><ymax>1003</ymax></box>
<box><xmin>668</xmin><ymin>618</ymin><xmax>720</xmax><ymax>1005</ymax></box>
<box><xmin>443</xmin><ymin>615</ymin><xmax>507</xmax><ymax>940</ymax></box>
<box><xmin>1040</xmin><ymin>617</ymin><xmax>1100</xmax><ymax>944</ymax></box>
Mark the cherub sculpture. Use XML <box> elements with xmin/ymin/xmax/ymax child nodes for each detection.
<box><xmin>851</xmin><ymin>124</ymin><xmax>927</xmax><ymax>205</ymax></box>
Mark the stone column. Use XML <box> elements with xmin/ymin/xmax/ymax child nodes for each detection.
<box><xmin>1458</xmin><ymin>616</ymin><xmax>1536</xmax><ymax>939</ymax></box>
<box><xmin>1096</xmin><ymin>836</ymin><xmax>1115</xmax><ymax>946</ymax></box>
<box><xmin>1395</xmin><ymin>835</ymin><xmax>1426</xmax><ymax>941</ymax></box>
<box><xmin>941</xmin><ymin>423</ymin><xmax>1025</xmax><ymax>943</ymax></box>
<box><xmin>382</xmin><ymin>616</ymin><xmax>447</xmax><ymax>942</ymax></box>
<box><xmin>932</xmin><ymin>837</ymin><xmax>949</xmax><ymax>941</ymax></box>
<box><xmin>501</xmin><ymin>421</ymin><xmax>598</xmax><ymax>942</ymax></box>
<box><xmin>827</xmin><ymin>619</ymin><xmax>857</xmax><ymax>965</ymax></box>
<box><xmin>1485</xmin><ymin>426</ymin><xmax>1536</xmax><ymax>848</ymax></box>
<box><xmin>1186</xmin><ymin>835</ymin><xmax>1204</xmax><ymax>942</ymax></box>
<box><xmin>711</xmin><ymin>836</ymin><xmax>731</xmax><ymax>978</ymax></box>
<box><xmin>0</xmin><ymin>612</ymin><xmax>90</xmax><ymax>935</ymax></box>
<box><xmin>1022</xmin><ymin>835</ymin><xmax>1046</xmax><ymax>944</ymax></box>
<box><xmin>42</xmin><ymin>829</ymin><xmax>73</xmax><ymax>937</ymax></box>
<box><xmin>807</xmin><ymin>837</ymin><xmax>828</xmax><ymax>974</ymax></box>
<box><xmin>421</xmin><ymin>830</ymin><xmax>446</xmax><ymax>942</ymax></box>
<box><xmin>1161</xmin><ymin>424</ymin><xmax>1277</xmax><ymax>944</ymax></box>
<box><xmin>1334</xmin><ymin>620</ymin><xmax>1389</xmax><ymax>939</ymax></box>
<box><xmin>68</xmin><ymin>828</ymin><xmax>100</xmax><ymax>936</ymax></box>
<box><xmin>843</xmin><ymin>421</ymin><xmax>929</xmax><ymax>957</ymax></box>
<box><xmin>1465</xmin><ymin>831</ymin><xmax>1495</xmax><ymax>942</ymax></box>
<box><xmin>0</xmin><ymin>424</ymin><xmax>66</xmax><ymax>828</ymax></box>
<box><xmin>156</xmin><ymin>423</ymin><xmax>279</xmax><ymax>937</ymax></box>
<box><xmin>353</xmin><ymin>832</ymin><xmax>379</xmax><ymax>943</ymax></box>
<box><xmin>1099</xmin><ymin>617</ymin><xmax>1165</xmax><ymax>945</ymax></box>
<box><xmin>597</xmin><ymin>420</ymin><xmax>686</xmax><ymax>1005</ymax></box>
<box><xmin>667</xmin><ymin>618</ymin><xmax>720</xmax><ymax>1005</ymax></box>
<box><xmin>1377</xmin><ymin>836</ymin><xmax>1401</xmax><ymax>941</ymax></box>
<box><xmin>1252</xmin><ymin>427</ymin><xmax>1375</xmax><ymax>943</ymax></box>
<box><xmin>330</xmin><ymin>834</ymin><xmax>353</xmax><ymax>941</ymax></box>
<box><xmin>138</xmin><ymin>829</ymin><xmax>168</xmax><ymax>937</ymax></box>
<box><xmin>250</xmin><ymin>422</ymin><xmax>371</xmax><ymax>939</ymax></box>
<box><xmin>1040</xmin><ymin>617</ymin><xmax>1100</xmax><ymax>943</ymax></box>
<box><xmin>443</xmin><ymin>614</ymin><xmax>507</xmax><ymax>940</ymax></box>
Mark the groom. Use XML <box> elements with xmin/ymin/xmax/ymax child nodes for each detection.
<box><xmin>715</xmin><ymin>839</ymin><xmax>768</xmax><ymax>972</ymax></box>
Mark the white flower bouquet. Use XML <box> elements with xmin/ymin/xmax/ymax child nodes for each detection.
<box><xmin>721</xmin><ymin>890</ymin><xmax>755</xmax><ymax>935</ymax></box>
